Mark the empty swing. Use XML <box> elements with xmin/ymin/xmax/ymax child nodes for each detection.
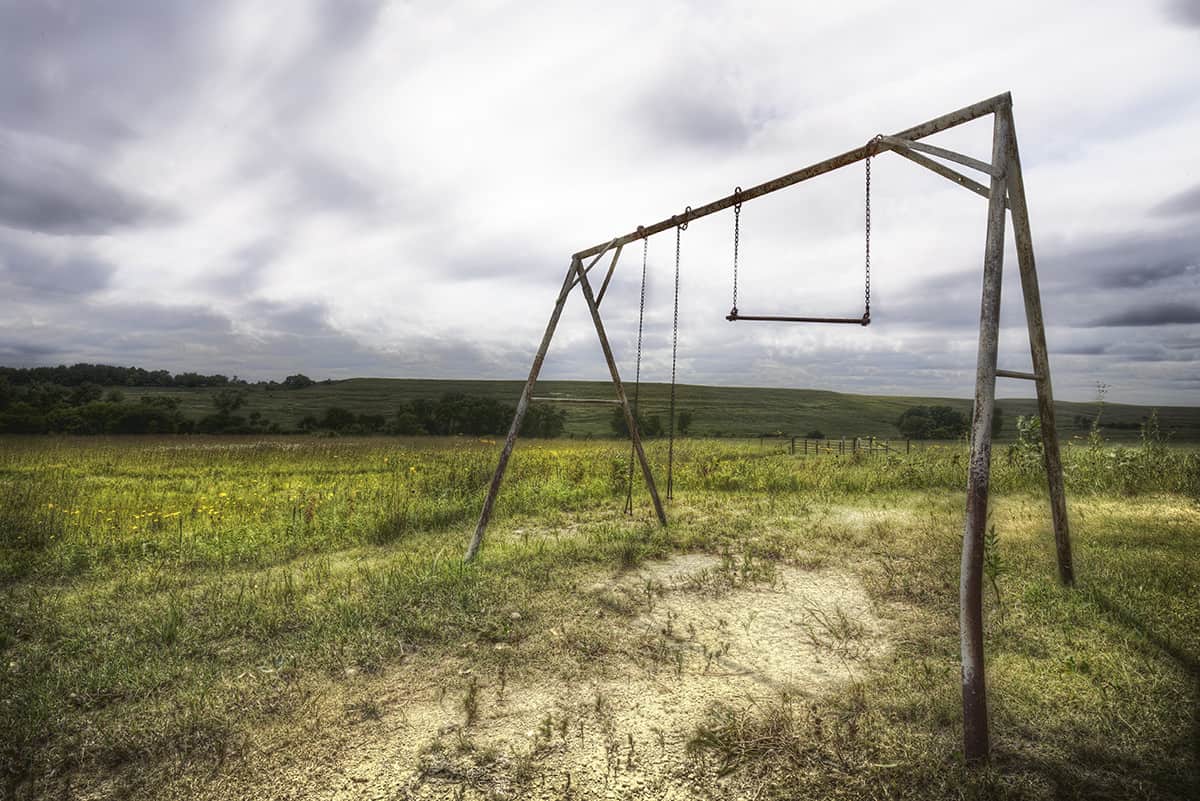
<box><xmin>624</xmin><ymin>210</ymin><xmax>687</xmax><ymax>510</ymax></box>
<box><xmin>726</xmin><ymin>153</ymin><xmax>873</xmax><ymax>326</ymax></box>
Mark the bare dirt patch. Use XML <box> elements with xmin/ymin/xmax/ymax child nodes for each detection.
<box><xmin>197</xmin><ymin>554</ymin><xmax>890</xmax><ymax>800</ymax></box>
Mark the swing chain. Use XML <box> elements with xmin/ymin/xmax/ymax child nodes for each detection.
<box><xmin>731</xmin><ymin>187</ymin><xmax>742</xmax><ymax>316</ymax></box>
<box><xmin>864</xmin><ymin>152</ymin><xmax>872</xmax><ymax>322</ymax></box>
<box><xmin>625</xmin><ymin>232</ymin><xmax>649</xmax><ymax>514</ymax></box>
<box><xmin>668</xmin><ymin>211</ymin><xmax>686</xmax><ymax>499</ymax></box>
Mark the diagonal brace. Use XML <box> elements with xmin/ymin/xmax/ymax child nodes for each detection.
<box><xmin>879</xmin><ymin>135</ymin><xmax>996</xmax><ymax>177</ymax></box>
<box><xmin>890</xmin><ymin>146</ymin><xmax>1010</xmax><ymax>207</ymax></box>
<box><xmin>573</xmin><ymin>258</ymin><xmax>667</xmax><ymax>527</ymax></box>
<box><xmin>569</xmin><ymin>238</ymin><xmax>618</xmax><ymax>290</ymax></box>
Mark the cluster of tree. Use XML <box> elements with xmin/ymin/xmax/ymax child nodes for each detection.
<box><xmin>0</xmin><ymin>363</ymin><xmax>248</xmax><ymax>388</ymax></box>
<box><xmin>195</xmin><ymin>390</ymin><xmax>280</xmax><ymax>434</ymax></box>
<box><xmin>609</xmin><ymin>407</ymin><xmax>693</xmax><ymax>438</ymax></box>
<box><xmin>300</xmin><ymin>393</ymin><xmax>567</xmax><ymax>438</ymax></box>
<box><xmin>0</xmin><ymin>380</ymin><xmax>190</xmax><ymax>434</ymax></box>
<box><xmin>0</xmin><ymin>364</ymin><xmax>328</xmax><ymax>392</ymax></box>
<box><xmin>896</xmin><ymin>405</ymin><xmax>1003</xmax><ymax>440</ymax></box>
<box><xmin>0</xmin><ymin>381</ymin><xmax>283</xmax><ymax>435</ymax></box>
<box><xmin>896</xmin><ymin>405</ymin><xmax>970</xmax><ymax>440</ymax></box>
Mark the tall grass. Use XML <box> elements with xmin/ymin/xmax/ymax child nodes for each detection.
<box><xmin>0</xmin><ymin>434</ymin><xmax>1196</xmax><ymax>798</ymax></box>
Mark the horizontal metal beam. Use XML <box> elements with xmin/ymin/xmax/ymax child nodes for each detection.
<box><xmin>530</xmin><ymin>396</ymin><xmax>621</xmax><ymax>404</ymax></box>
<box><xmin>888</xmin><ymin>146</ymin><xmax>1008</xmax><ymax>206</ymax></box>
<box><xmin>879</xmin><ymin>135</ymin><xmax>995</xmax><ymax>177</ymax></box>
<box><xmin>573</xmin><ymin>92</ymin><xmax>1010</xmax><ymax>261</ymax></box>
<box><xmin>995</xmin><ymin>369</ymin><xmax>1040</xmax><ymax>381</ymax></box>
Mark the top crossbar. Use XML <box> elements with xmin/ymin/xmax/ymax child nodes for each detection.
<box><xmin>572</xmin><ymin>92</ymin><xmax>1011</xmax><ymax>261</ymax></box>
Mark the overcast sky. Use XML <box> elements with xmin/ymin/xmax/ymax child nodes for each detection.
<box><xmin>1</xmin><ymin>1</ymin><xmax>1198</xmax><ymax>404</ymax></box>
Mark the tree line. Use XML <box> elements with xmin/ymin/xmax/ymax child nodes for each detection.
<box><xmin>299</xmin><ymin>393</ymin><xmax>566</xmax><ymax>437</ymax></box>
<box><xmin>0</xmin><ymin>363</ymin><xmax>322</xmax><ymax>390</ymax></box>
<box><xmin>0</xmin><ymin>378</ymin><xmax>568</xmax><ymax>437</ymax></box>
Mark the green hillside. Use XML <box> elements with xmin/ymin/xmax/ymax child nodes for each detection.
<box><xmin>120</xmin><ymin>378</ymin><xmax>1200</xmax><ymax>441</ymax></box>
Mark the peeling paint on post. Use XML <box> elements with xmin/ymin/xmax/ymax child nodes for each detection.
<box><xmin>960</xmin><ymin>103</ymin><xmax>1011</xmax><ymax>763</ymax></box>
<box><xmin>1003</xmin><ymin>106</ymin><xmax>1075</xmax><ymax>587</ymax></box>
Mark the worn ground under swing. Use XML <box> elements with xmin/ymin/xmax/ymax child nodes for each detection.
<box><xmin>183</xmin><ymin>555</ymin><xmax>890</xmax><ymax>800</ymax></box>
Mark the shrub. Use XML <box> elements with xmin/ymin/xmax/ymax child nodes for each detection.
<box><xmin>897</xmin><ymin>406</ymin><xmax>968</xmax><ymax>440</ymax></box>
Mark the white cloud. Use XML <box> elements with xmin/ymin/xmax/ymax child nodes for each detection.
<box><xmin>1</xmin><ymin>0</ymin><xmax>1198</xmax><ymax>404</ymax></box>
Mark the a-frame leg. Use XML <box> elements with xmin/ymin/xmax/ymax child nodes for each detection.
<box><xmin>465</xmin><ymin>259</ymin><xmax>580</xmax><ymax>562</ymax></box>
<box><xmin>1003</xmin><ymin>107</ymin><xmax>1075</xmax><ymax>587</ymax></box>
<box><xmin>960</xmin><ymin>105</ymin><xmax>1011</xmax><ymax>764</ymax></box>
<box><xmin>574</xmin><ymin>258</ymin><xmax>668</xmax><ymax>527</ymax></box>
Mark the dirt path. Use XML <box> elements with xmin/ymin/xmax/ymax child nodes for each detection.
<box><xmin>187</xmin><ymin>554</ymin><xmax>891</xmax><ymax>800</ymax></box>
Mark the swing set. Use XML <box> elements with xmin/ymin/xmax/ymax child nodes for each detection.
<box><xmin>464</xmin><ymin>92</ymin><xmax>1075</xmax><ymax>764</ymax></box>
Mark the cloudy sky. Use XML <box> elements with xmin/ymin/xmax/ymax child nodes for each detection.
<box><xmin>1</xmin><ymin>0</ymin><xmax>1198</xmax><ymax>404</ymax></box>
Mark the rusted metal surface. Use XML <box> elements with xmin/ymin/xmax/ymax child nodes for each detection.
<box><xmin>1003</xmin><ymin>106</ymin><xmax>1075</xmax><ymax>587</ymax></box>
<box><xmin>573</xmin><ymin>93</ymin><xmax>1011</xmax><ymax>261</ymax></box>
<box><xmin>573</xmin><ymin>259</ymin><xmax>668</xmax><ymax>526</ymax></box>
<box><xmin>595</xmin><ymin>243</ymin><xmax>623</xmax><ymax>307</ymax></box>
<box><xmin>569</xmin><ymin>238</ymin><xmax>618</xmax><ymax>290</ymax></box>
<box><xmin>726</xmin><ymin>312</ymin><xmax>870</xmax><ymax>325</ymax></box>
<box><xmin>879</xmin><ymin>135</ymin><xmax>995</xmax><ymax>177</ymax></box>
<box><xmin>995</xmin><ymin>369</ymin><xmax>1039</xmax><ymax>380</ymax></box>
<box><xmin>960</xmin><ymin>104</ymin><xmax>1010</xmax><ymax>763</ymax></box>
<box><xmin>887</xmin><ymin>146</ymin><xmax>1006</xmax><ymax>205</ymax></box>
<box><xmin>465</xmin><ymin>259</ymin><xmax>581</xmax><ymax>562</ymax></box>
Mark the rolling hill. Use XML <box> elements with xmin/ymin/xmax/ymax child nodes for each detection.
<box><xmin>121</xmin><ymin>378</ymin><xmax>1200</xmax><ymax>441</ymax></box>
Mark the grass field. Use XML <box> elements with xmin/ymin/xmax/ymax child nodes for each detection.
<box><xmin>121</xmin><ymin>378</ymin><xmax>1200</xmax><ymax>441</ymax></box>
<box><xmin>1</xmin><ymin>435</ymin><xmax>1198</xmax><ymax>799</ymax></box>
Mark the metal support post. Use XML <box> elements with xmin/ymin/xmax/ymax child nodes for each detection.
<box><xmin>1003</xmin><ymin>106</ymin><xmax>1075</xmax><ymax>587</ymax></box>
<box><xmin>465</xmin><ymin>259</ymin><xmax>579</xmax><ymax>562</ymax></box>
<box><xmin>961</xmin><ymin>105</ymin><xmax>1011</xmax><ymax>763</ymax></box>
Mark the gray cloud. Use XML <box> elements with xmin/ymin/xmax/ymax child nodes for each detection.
<box><xmin>0</xmin><ymin>294</ymin><xmax>512</xmax><ymax>382</ymax></box>
<box><xmin>0</xmin><ymin>139</ymin><xmax>163</xmax><ymax>234</ymax></box>
<box><xmin>0</xmin><ymin>2</ymin><xmax>224</xmax><ymax>148</ymax></box>
<box><xmin>270</xmin><ymin>0</ymin><xmax>385</xmax><ymax>125</ymax></box>
<box><xmin>638</xmin><ymin>92</ymin><xmax>762</xmax><ymax>149</ymax></box>
<box><xmin>1153</xmin><ymin>183</ymin><xmax>1200</xmax><ymax>217</ymax></box>
<box><xmin>1038</xmin><ymin>228</ymin><xmax>1200</xmax><ymax>290</ymax></box>
<box><xmin>632</xmin><ymin>56</ymin><xmax>778</xmax><ymax>150</ymax></box>
<box><xmin>1088</xmin><ymin>302</ymin><xmax>1200</xmax><ymax>327</ymax></box>
<box><xmin>1056</xmin><ymin>343</ymin><xmax>1109</xmax><ymax>356</ymax></box>
<box><xmin>284</xmin><ymin>153</ymin><xmax>382</xmax><ymax>215</ymax></box>
<box><xmin>0</xmin><ymin>243</ymin><xmax>115</xmax><ymax>297</ymax></box>
<box><xmin>1166</xmin><ymin>0</ymin><xmax>1200</xmax><ymax>27</ymax></box>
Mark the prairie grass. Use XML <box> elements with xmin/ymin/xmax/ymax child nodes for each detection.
<box><xmin>0</xmin><ymin>434</ymin><xmax>1197</xmax><ymax>799</ymax></box>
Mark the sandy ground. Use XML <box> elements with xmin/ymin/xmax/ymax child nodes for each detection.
<box><xmin>158</xmin><ymin>554</ymin><xmax>891</xmax><ymax>801</ymax></box>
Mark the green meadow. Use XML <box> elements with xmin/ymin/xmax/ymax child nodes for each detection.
<box><xmin>1</xmin><ymin>434</ymin><xmax>1197</xmax><ymax>799</ymax></box>
<box><xmin>120</xmin><ymin>378</ymin><xmax>1200</xmax><ymax>440</ymax></box>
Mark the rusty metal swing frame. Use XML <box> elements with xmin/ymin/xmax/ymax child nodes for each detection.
<box><xmin>464</xmin><ymin>92</ymin><xmax>1074</xmax><ymax>764</ymax></box>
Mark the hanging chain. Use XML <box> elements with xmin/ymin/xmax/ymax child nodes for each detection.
<box><xmin>625</xmin><ymin>230</ymin><xmax>649</xmax><ymax>514</ymax></box>
<box><xmin>667</xmin><ymin>209</ymin><xmax>687</xmax><ymax>500</ymax></box>
<box><xmin>731</xmin><ymin>187</ymin><xmax>742</xmax><ymax>316</ymax></box>
<box><xmin>864</xmin><ymin>141</ymin><xmax>875</xmax><ymax>322</ymax></box>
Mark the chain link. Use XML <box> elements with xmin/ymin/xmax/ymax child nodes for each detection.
<box><xmin>731</xmin><ymin>187</ymin><xmax>741</xmax><ymax>315</ymax></box>
<box><xmin>667</xmin><ymin>217</ymin><xmax>683</xmax><ymax>500</ymax></box>
<box><xmin>864</xmin><ymin>154</ymin><xmax>871</xmax><ymax>321</ymax></box>
<box><xmin>625</xmin><ymin>232</ymin><xmax>649</xmax><ymax>514</ymax></box>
